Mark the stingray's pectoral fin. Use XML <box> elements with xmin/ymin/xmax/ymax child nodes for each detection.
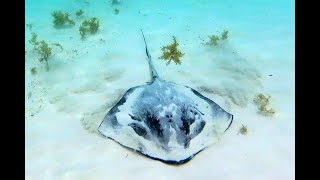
<box><xmin>224</xmin><ymin>113</ymin><xmax>233</xmax><ymax>132</ymax></box>
<box><xmin>190</xmin><ymin>120</ymin><xmax>206</xmax><ymax>139</ymax></box>
<box><xmin>212</xmin><ymin>111</ymin><xmax>234</xmax><ymax>134</ymax></box>
<box><xmin>128</xmin><ymin>123</ymin><xmax>150</xmax><ymax>139</ymax></box>
<box><xmin>188</xmin><ymin>87</ymin><xmax>233</xmax><ymax>134</ymax></box>
<box><xmin>128</xmin><ymin>113</ymin><xmax>141</xmax><ymax>122</ymax></box>
<box><xmin>183</xmin><ymin>137</ymin><xmax>191</xmax><ymax>149</ymax></box>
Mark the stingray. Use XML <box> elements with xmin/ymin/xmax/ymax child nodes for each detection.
<box><xmin>98</xmin><ymin>30</ymin><xmax>233</xmax><ymax>164</ymax></box>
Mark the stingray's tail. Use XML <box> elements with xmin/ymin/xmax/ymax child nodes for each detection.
<box><xmin>141</xmin><ymin>29</ymin><xmax>159</xmax><ymax>81</ymax></box>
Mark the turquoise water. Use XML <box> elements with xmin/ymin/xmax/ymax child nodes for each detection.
<box><xmin>25</xmin><ymin>0</ymin><xmax>294</xmax><ymax>179</ymax></box>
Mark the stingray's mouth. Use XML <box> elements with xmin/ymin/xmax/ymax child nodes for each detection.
<box><xmin>224</xmin><ymin>114</ymin><xmax>233</xmax><ymax>132</ymax></box>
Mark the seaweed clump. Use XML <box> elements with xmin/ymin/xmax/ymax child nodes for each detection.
<box><xmin>76</xmin><ymin>9</ymin><xmax>84</xmax><ymax>17</ymax></box>
<box><xmin>238</xmin><ymin>124</ymin><xmax>248</xmax><ymax>135</ymax></box>
<box><xmin>253</xmin><ymin>93</ymin><xmax>275</xmax><ymax>116</ymax></box>
<box><xmin>205</xmin><ymin>30</ymin><xmax>229</xmax><ymax>47</ymax></box>
<box><xmin>159</xmin><ymin>36</ymin><xmax>184</xmax><ymax>65</ymax></box>
<box><xmin>114</xmin><ymin>8</ymin><xmax>120</xmax><ymax>15</ymax></box>
<box><xmin>38</xmin><ymin>40</ymin><xmax>52</xmax><ymax>71</ymax></box>
<box><xmin>51</xmin><ymin>11</ymin><xmax>75</xmax><ymax>27</ymax></box>
<box><xmin>79</xmin><ymin>17</ymin><xmax>100</xmax><ymax>39</ymax></box>
<box><xmin>28</xmin><ymin>32</ymin><xmax>39</xmax><ymax>49</ymax></box>
<box><xmin>221</xmin><ymin>30</ymin><xmax>229</xmax><ymax>40</ymax></box>
<box><xmin>26</xmin><ymin>23</ymin><xmax>33</xmax><ymax>31</ymax></box>
<box><xmin>28</xmin><ymin>33</ymin><xmax>63</xmax><ymax>71</ymax></box>
<box><xmin>111</xmin><ymin>0</ymin><xmax>120</xmax><ymax>5</ymax></box>
<box><xmin>30</xmin><ymin>67</ymin><xmax>37</xmax><ymax>75</ymax></box>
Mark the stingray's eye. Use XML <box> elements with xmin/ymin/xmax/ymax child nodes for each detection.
<box><xmin>190</xmin><ymin>110</ymin><xmax>193</xmax><ymax>113</ymax></box>
<box><xmin>166</xmin><ymin>115</ymin><xmax>170</xmax><ymax>118</ymax></box>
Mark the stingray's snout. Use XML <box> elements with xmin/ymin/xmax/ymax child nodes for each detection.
<box><xmin>224</xmin><ymin>114</ymin><xmax>233</xmax><ymax>132</ymax></box>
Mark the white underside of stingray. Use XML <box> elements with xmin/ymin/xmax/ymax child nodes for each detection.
<box><xmin>98</xmin><ymin>30</ymin><xmax>233</xmax><ymax>164</ymax></box>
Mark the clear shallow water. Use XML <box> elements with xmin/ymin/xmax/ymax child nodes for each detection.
<box><xmin>25</xmin><ymin>0</ymin><xmax>294</xmax><ymax>179</ymax></box>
